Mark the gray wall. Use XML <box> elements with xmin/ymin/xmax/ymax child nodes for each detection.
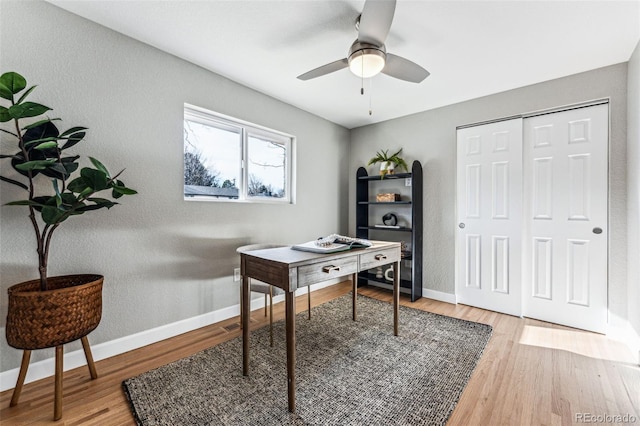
<box><xmin>1</xmin><ymin>0</ymin><xmax>636</xmax><ymax>377</ymax></box>
<box><xmin>350</xmin><ymin>63</ymin><xmax>630</xmax><ymax>327</ymax></box>
<box><xmin>627</xmin><ymin>40</ymin><xmax>640</xmax><ymax>339</ymax></box>
<box><xmin>0</xmin><ymin>0</ymin><xmax>350</xmax><ymax>372</ymax></box>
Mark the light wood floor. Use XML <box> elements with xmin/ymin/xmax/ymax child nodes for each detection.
<box><xmin>1</xmin><ymin>282</ymin><xmax>638</xmax><ymax>425</ymax></box>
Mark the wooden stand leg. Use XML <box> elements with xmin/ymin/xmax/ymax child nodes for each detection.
<box><xmin>9</xmin><ymin>350</ymin><xmax>31</xmax><ymax>407</ymax></box>
<box><xmin>81</xmin><ymin>336</ymin><xmax>98</xmax><ymax>380</ymax></box>
<box><xmin>54</xmin><ymin>345</ymin><xmax>63</xmax><ymax>421</ymax></box>
<box><xmin>10</xmin><ymin>338</ymin><xmax>97</xmax><ymax>421</ymax></box>
<box><xmin>307</xmin><ymin>286</ymin><xmax>311</xmax><ymax>320</ymax></box>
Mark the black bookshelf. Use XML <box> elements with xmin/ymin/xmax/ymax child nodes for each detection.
<box><xmin>356</xmin><ymin>160</ymin><xmax>423</xmax><ymax>302</ymax></box>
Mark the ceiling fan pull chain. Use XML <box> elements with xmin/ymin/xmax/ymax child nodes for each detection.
<box><xmin>369</xmin><ymin>78</ymin><xmax>373</xmax><ymax>115</ymax></box>
<box><xmin>361</xmin><ymin>59</ymin><xmax>365</xmax><ymax>95</ymax></box>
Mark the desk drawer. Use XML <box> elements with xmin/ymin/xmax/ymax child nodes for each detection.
<box><xmin>359</xmin><ymin>248</ymin><xmax>400</xmax><ymax>270</ymax></box>
<box><xmin>298</xmin><ymin>255</ymin><xmax>358</xmax><ymax>286</ymax></box>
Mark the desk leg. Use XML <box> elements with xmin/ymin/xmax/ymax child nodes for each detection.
<box><xmin>242</xmin><ymin>275</ymin><xmax>250</xmax><ymax>376</ymax></box>
<box><xmin>285</xmin><ymin>290</ymin><xmax>296</xmax><ymax>412</ymax></box>
<box><xmin>393</xmin><ymin>260</ymin><xmax>400</xmax><ymax>336</ymax></box>
<box><xmin>352</xmin><ymin>273</ymin><xmax>357</xmax><ymax>321</ymax></box>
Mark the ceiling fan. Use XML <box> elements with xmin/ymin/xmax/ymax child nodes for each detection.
<box><xmin>297</xmin><ymin>0</ymin><xmax>430</xmax><ymax>84</ymax></box>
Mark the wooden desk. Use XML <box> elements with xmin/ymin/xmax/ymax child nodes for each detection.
<box><xmin>240</xmin><ymin>241</ymin><xmax>401</xmax><ymax>412</ymax></box>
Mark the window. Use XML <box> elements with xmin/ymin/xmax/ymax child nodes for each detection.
<box><xmin>183</xmin><ymin>104</ymin><xmax>295</xmax><ymax>203</ymax></box>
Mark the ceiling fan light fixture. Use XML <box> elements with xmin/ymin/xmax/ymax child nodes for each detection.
<box><xmin>348</xmin><ymin>42</ymin><xmax>386</xmax><ymax>78</ymax></box>
<box><xmin>349</xmin><ymin>50</ymin><xmax>386</xmax><ymax>78</ymax></box>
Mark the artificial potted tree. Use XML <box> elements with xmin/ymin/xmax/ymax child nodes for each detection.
<box><xmin>0</xmin><ymin>71</ymin><xmax>137</xmax><ymax>420</ymax></box>
<box><xmin>367</xmin><ymin>148</ymin><xmax>409</xmax><ymax>177</ymax></box>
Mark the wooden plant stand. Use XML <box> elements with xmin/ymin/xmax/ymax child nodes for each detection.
<box><xmin>6</xmin><ymin>274</ymin><xmax>103</xmax><ymax>420</ymax></box>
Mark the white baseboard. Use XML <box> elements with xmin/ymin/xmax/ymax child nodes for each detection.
<box><xmin>352</xmin><ymin>283</ymin><xmax>458</xmax><ymax>305</ymax></box>
<box><xmin>0</xmin><ymin>280</ymin><xmax>337</xmax><ymax>392</ymax></box>
<box><xmin>422</xmin><ymin>288</ymin><xmax>457</xmax><ymax>304</ymax></box>
<box><xmin>608</xmin><ymin>321</ymin><xmax>640</xmax><ymax>365</ymax></box>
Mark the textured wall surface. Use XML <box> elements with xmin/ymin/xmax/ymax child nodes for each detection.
<box><xmin>349</xmin><ymin>63</ymin><xmax>629</xmax><ymax>328</ymax></box>
<box><xmin>0</xmin><ymin>1</ymin><xmax>350</xmax><ymax>372</ymax></box>
<box><xmin>627</xmin><ymin>40</ymin><xmax>640</xmax><ymax>339</ymax></box>
<box><xmin>1</xmin><ymin>0</ymin><xmax>636</xmax><ymax>377</ymax></box>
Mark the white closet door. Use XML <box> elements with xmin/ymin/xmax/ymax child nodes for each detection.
<box><xmin>523</xmin><ymin>104</ymin><xmax>608</xmax><ymax>333</ymax></box>
<box><xmin>456</xmin><ymin>119</ymin><xmax>523</xmax><ymax>317</ymax></box>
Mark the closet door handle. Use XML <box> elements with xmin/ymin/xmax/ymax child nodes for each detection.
<box><xmin>592</xmin><ymin>227</ymin><xmax>603</xmax><ymax>234</ymax></box>
<box><xmin>459</xmin><ymin>223</ymin><xmax>466</xmax><ymax>229</ymax></box>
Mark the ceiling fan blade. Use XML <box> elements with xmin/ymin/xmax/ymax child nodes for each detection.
<box><xmin>297</xmin><ymin>58</ymin><xmax>349</xmax><ymax>81</ymax></box>
<box><xmin>358</xmin><ymin>0</ymin><xmax>397</xmax><ymax>46</ymax></box>
<box><xmin>382</xmin><ymin>53</ymin><xmax>430</xmax><ymax>83</ymax></box>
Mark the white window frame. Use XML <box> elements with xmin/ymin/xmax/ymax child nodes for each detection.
<box><xmin>184</xmin><ymin>103</ymin><xmax>296</xmax><ymax>204</ymax></box>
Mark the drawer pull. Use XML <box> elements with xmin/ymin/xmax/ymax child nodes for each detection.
<box><xmin>322</xmin><ymin>265</ymin><xmax>340</xmax><ymax>273</ymax></box>
<box><xmin>374</xmin><ymin>254</ymin><xmax>388</xmax><ymax>261</ymax></box>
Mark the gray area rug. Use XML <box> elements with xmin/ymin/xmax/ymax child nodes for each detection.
<box><xmin>123</xmin><ymin>295</ymin><xmax>492</xmax><ymax>425</ymax></box>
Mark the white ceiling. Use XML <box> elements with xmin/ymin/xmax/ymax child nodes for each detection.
<box><xmin>47</xmin><ymin>0</ymin><xmax>640</xmax><ymax>129</ymax></box>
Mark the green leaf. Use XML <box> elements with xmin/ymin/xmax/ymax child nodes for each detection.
<box><xmin>8</xmin><ymin>102</ymin><xmax>51</xmax><ymax>119</ymax></box>
<box><xmin>76</xmin><ymin>200</ymin><xmax>118</xmax><ymax>212</ymax></box>
<box><xmin>24</xmin><ymin>136</ymin><xmax>60</xmax><ymax>148</ymax></box>
<box><xmin>0</xmin><ymin>82</ymin><xmax>12</xmax><ymax>100</ymax></box>
<box><xmin>60</xmin><ymin>192</ymin><xmax>79</xmax><ymax>205</ymax></box>
<box><xmin>0</xmin><ymin>72</ymin><xmax>26</xmax><ymax>96</ymax></box>
<box><xmin>112</xmin><ymin>185</ymin><xmax>138</xmax><ymax>195</ymax></box>
<box><xmin>41</xmin><ymin>205</ymin><xmax>67</xmax><ymax>224</ymax></box>
<box><xmin>0</xmin><ymin>175</ymin><xmax>29</xmax><ymax>190</ymax></box>
<box><xmin>81</xmin><ymin>167</ymin><xmax>109</xmax><ymax>191</ymax></box>
<box><xmin>0</xmin><ymin>106</ymin><xmax>11</xmax><ymax>122</ymax></box>
<box><xmin>89</xmin><ymin>157</ymin><xmax>110</xmax><ymax>177</ymax></box>
<box><xmin>16</xmin><ymin>85</ymin><xmax>37</xmax><ymax>104</ymax></box>
<box><xmin>33</xmin><ymin>141</ymin><xmax>59</xmax><ymax>151</ymax></box>
<box><xmin>87</xmin><ymin>197</ymin><xmax>118</xmax><ymax>209</ymax></box>
<box><xmin>390</xmin><ymin>148</ymin><xmax>403</xmax><ymax>158</ymax></box>
<box><xmin>8</xmin><ymin>104</ymin><xmax>24</xmax><ymax>119</ymax></box>
<box><xmin>23</xmin><ymin>118</ymin><xmax>61</xmax><ymax>131</ymax></box>
<box><xmin>14</xmin><ymin>159</ymin><xmax>56</xmax><ymax>171</ymax></box>
<box><xmin>67</xmin><ymin>176</ymin><xmax>88</xmax><ymax>193</ymax></box>
<box><xmin>5</xmin><ymin>199</ymin><xmax>46</xmax><ymax>208</ymax></box>
<box><xmin>41</xmin><ymin>158</ymin><xmax>77</xmax><ymax>181</ymax></box>
<box><xmin>59</xmin><ymin>126</ymin><xmax>88</xmax><ymax>137</ymax></box>
<box><xmin>78</xmin><ymin>187</ymin><xmax>93</xmax><ymax>198</ymax></box>
<box><xmin>31</xmin><ymin>196</ymin><xmax>51</xmax><ymax>212</ymax></box>
<box><xmin>60</xmin><ymin>159</ymin><xmax>79</xmax><ymax>176</ymax></box>
<box><xmin>53</xmin><ymin>180</ymin><xmax>62</xmax><ymax>207</ymax></box>
<box><xmin>60</xmin><ymin>131</ymin><xmax>86</xmax><ymax>150</ymax></box>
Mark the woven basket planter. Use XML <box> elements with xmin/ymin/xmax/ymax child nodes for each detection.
<box><xmin>6</xmin><ymin>274</ymin><xmax>103</xmax><ymax>350</ymax></box>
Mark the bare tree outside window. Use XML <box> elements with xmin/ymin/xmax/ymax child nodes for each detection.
<box><xmin>184</xmin><ymin>150</ymin><xmax>220</xmax><ymax>187</ymax></box>
<box><xmin>247</xmin><ymin>136</ymin><xmax>286</xmax><ymax>199</ymax></box>
<box><xmin>184</xmin><ymin>104</ymin><xmax>294</xmax><ymax>202</ymax></box>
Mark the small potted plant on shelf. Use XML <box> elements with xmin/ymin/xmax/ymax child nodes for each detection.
<box><xmin>0</xmin><ymin>71</ymin><xmax>137</xmax><ymax>420</ymax></box>
<box><xmin>367</xmin><ymin>148</ymin><xmax>409</xmax><ymax>177</ymax></box>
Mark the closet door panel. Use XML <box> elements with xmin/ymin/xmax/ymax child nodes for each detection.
<box><xmin>456</xmin><ymin>119</ymin><xmax>523</xmax><ymax>316</ymax></box>
<box><xmin>522</xmin><ymin>104</ymin><xmax>608</xmax><ymax>333</ymax></box>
